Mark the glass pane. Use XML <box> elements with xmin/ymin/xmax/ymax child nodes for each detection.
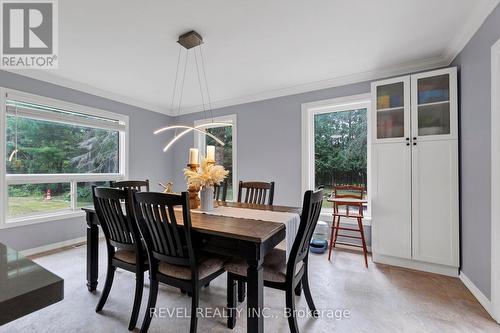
<box><xmin>8</xmin><ymin>183</ymin><xmax>71</xmax><ymax>218</ymax></box>
<box><xmin>418</xmin><ymin>74</ymin><xmax>449</xmax><ymax>104</ymax></box>
<box><xmin>376</xmin><ymin>83</ymin><xmax>405</xmax><ymax>139</ymax></box>
<box><xmin>77</xmin><ymin>181</ymin><xmax>109</xmax><ymax>208</ymax></box>
<box><xmin>377</xmin><ymin>83</ymin><xmax>404</xmax><ymax>109</ymax></box>
<box><xmin>206</xmin><ymin>126</ymin><xmax>233</xmax><ymax>201</ymax></box>
<box><xmin>314</xmin><ymin>108</ymin><xmax>368</xmax><ymax>212</ymax></box>
<box><xmin>417</xmin><ymin>74</ymin><xmax>451</xmax><ymax>136</ymax></box>
<box><xmin>377</xmin><ymin>109</ymin><xmax>405</xmax><ymax>139</ymax></box>
<box><xmin>6</xmin><ymin>116</ymin><xmax>119</xmax><ymax>174</ymax></box>
<box><xmin>418</xmin><ymin>103</ymin><xmax>451</xmax><ymax>136</ymax></box>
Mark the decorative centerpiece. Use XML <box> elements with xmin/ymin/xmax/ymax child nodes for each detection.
<box><xmin>184</xmin><ymin>146</ymin><xmax>229</xmax><ymax>211</ymax></box>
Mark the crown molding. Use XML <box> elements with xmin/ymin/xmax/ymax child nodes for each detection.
<box><xmin>175</xmin><ymin>55</ymin><xmax>449</xmax><ymax>116</ymax></box>
<box><xmin>1</xmin><ymin>69</ymin><xmax>170</xmax><ymax>116</ymax></box>
<box><xmin>442</xmin><ymin>0</ymin><xmax>500</xmax><ymax>65</ymax></box>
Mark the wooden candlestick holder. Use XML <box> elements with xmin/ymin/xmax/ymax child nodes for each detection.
<box><xmin>187</xmin><ymin>163</ymin><xmax>201</xmax><ymax>209</ymax></box>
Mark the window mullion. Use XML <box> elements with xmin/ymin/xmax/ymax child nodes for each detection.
<box><xmin>70</xmin><ymin>180</ymin><xmax>77</xmax><ymax>211</ymax></box>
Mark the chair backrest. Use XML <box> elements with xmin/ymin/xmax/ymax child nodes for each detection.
<box><xmin>287</xmin><ymin>189</ymin><xmax>323</xmax><ymax>277</ymax></box>
<box><xmin>214</xmin><ymin>180</ymin><xmax>228</xmax><ymax>202</ymax></box>
<box><xmin>111</xmin><ymin>179</ymin><xmax>150</xmax><ymax>192</ymax></box>
<box><xmin>333</xmin><ymin>185</ymin><xmax>364</xmax><ymax>199</ymax></box>
<box><xmin>132</xmin><ymin>191</ymin><xmax>196</xmax><ymax>272</ymax></box>
<box><xmin>237</xmin><ymin>181</ymin><xmax>275</xmax><ymax>205</ymax></box>
<box><xmin>92</xmin><ymin>186</ymin><xmax>141</xmax><ymax>252</ymax></box>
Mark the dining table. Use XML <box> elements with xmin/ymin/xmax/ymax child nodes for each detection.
<box><xmin>83</xmin><ymin>200</ymin><xmax>301</xmax><ymax>333</ymax></box>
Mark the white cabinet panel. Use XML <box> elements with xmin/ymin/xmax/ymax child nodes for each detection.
<box><xmin>411</xmin><ymin>140</ymin><xmax>459</xmax><ymax>266</ymax></box>
<box><xmin>372</xmin><ymin>143</ymin><xmax>412</xmax><ymax>259</ymax></box>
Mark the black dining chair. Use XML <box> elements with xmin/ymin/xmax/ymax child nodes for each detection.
<box><xmin>214</xmin><ymin>180</ymin><xmax>228</xmax><ymax>201</ymax></box>
<box><xmin>111</xmin><ymin>179</ymin><xmax>150</xmax><ymax>192</ymax></box>
<box><xmin>132</xmin><ymin>191</ymin><xmax>226</xmax><ymax>333</ymax></box>
<box><xmin>225</xmin><ymin>189</ymin><xmax>323</xmax><ymax>333</ymax></box>
<box><xmin>92</xmin><ymin>186</ymin><xmax>147</xmax><ymax>331</ymax></box>
<box><xmin>237</xmin><ymin>181</ymin><xmax>275</xmax><ymax>205</ymax></box>
<box><xmin>236</xmin><ymin>180</ymin><xmax>276</xmax><ymax>301</ymax></box>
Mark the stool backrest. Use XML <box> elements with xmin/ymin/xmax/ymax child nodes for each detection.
<box><xmin>333</xmin><ymin>185</ymin><xmax>364</xmax><ymax>199</ymax></box>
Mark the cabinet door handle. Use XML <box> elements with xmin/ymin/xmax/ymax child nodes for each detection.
<box><xmin>406</xmin><ymin>143</ymin><xmax>410</xmax><ymax>146</ymax></box>
<box><xmin>413</xmin><ymin>137</ymin><xmax>417</xmax><ymax>140</ymax></box>
<box><xmin>406</xmin><ymin>137</ymin><xmax>410</xmax><ymax>141</ymax></box>
<box><xmin>413</xmin><ymin>142</ymin><xmax>417</xmax><ymax>146</ymax></box>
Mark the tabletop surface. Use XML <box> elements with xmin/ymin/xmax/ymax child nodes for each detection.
<box><xmin>84</xmin><ymin>201</ymin><xmax>301</xmax><ymax>243</ymax></box>
<box><xmin>0</xmin><ymin>243</ymin><xmax>63</xmax><ymax>325</ymax></box>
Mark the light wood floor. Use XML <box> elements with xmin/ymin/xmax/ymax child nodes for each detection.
<box><xmin>1</xmin><ymin>241</ymin><xmax>497</xmax><ymax>332</ymax></box>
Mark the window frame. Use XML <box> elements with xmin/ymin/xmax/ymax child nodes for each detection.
<box><xmin>194</xmin><ymin>114</ymin><xmax>237</xmax><ymax>201</ymax></box>
<box><xmin>0</xmin><ymin>88</ymin><xmax>129</xmax><ymax>228</ymax></box>
<box><xmin>301</xmin><ymin>93</ymin><xmax>372</xmax><ymax>223</ymax></box>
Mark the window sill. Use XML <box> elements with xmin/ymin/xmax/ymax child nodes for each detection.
<box><xmin>0</xmin><ymin>211</ymin><xmax>86</xmax><ymax>229</ymax></box>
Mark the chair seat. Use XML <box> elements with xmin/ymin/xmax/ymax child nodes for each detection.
<box><xmin>114</xmin><ymin>250</ymin><xmax>146</xmax><ymax>264</ymax></box>
<box><xmin>158</xmin><ymin>256</ymin><xmax>225</xmax><ymax>280</ymax></box>
<box><xmin>225</xmin><ymin>249</ymin><xmax>290</xmax><ymax>283</ymax></box>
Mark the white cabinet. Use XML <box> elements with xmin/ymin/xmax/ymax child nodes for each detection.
<box><xmin>371</xmin><ymin>67</ymin><xmax>459</xmax><ymax>274</ymax></box>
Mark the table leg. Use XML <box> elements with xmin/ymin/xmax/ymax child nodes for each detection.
<box><xmin>86</xmin><ymin>213</ymin><xmax>98</xmax><ymax>292</ymax></box>
<box><xmin>247</xmin><ymin>258</ymin><xmax>264</xmax><ymax>333</ymax></box>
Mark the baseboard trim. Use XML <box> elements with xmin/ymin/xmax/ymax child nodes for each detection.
<box><xmin>459</xmin><ymin>271</ymin><xmax>495</xmax><ymax>319</ymax></box>
<box><xmin>372</xmin><ymin>253</ymin><xmax>458</xmax><ymax>277</ymax></box>
<box><xmin>20</xmin><ymin>231</ymin><xmax>104</xmax><ymax>257</ymax></box>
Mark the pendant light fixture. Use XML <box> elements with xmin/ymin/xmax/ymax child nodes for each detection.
<box><xmin>154</xmin><ymin>30</ymin><xmax>232</xmax><ymax>153</ymax></box>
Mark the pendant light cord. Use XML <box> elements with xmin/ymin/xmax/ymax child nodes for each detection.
<box><xmin>199</xmin><ymin>43</ymin><xmax>214</xmax><ymax>122</ymax></box>
<box><xmin>194</xmin><ymin>42</ymin><xmax>208</xmax><ymax>122</ymax></box>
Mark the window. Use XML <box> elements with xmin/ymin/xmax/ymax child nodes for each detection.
<box><xmin>194</xmin><ymin>115</ymin><xmax>237</xmax><ymax>201</ymax></box>
<box><xmin>302</xmin><ymin>94</ymin><xmax>371</xmax><ymax>218</ymax></box>
<box><xmin>1</xmin><ymin>89</ymin><xmax>128</xmax><ymax>226</ymax></box>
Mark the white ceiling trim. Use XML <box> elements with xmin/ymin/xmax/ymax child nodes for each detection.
<box><xmin>442</xmin><ymin>0</ymin><xmax>500</xmax><ymax>64</ymax></box>
<box><xmin>1</xmin><ymin>68</ymin><xmax>170</xmax><ymax>116</ymax></box>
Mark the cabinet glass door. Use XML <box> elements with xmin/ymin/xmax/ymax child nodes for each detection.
<box><xmin>416</xmin><ymin>74</ymin><xmax>450</xmax><ymax>136</ymax></box>
<box><xmin>376</xmin><ymin>82</ymin><xmax>405</xmax><ymax>139</ymax></box>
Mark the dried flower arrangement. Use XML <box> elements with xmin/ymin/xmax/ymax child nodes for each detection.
<box><xmin>183</xmin><ymin>158</ymin><xmax>229</xmax><ymax>190</ymax></box>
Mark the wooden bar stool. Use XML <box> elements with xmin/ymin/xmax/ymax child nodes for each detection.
<box><xmin>327</xmin><ymin>185</ymin><xmax>368</xmax><ymax>267</ymax></box>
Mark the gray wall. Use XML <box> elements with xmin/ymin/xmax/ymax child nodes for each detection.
<box><xmin>451</xmin><ymin>3</ymin><xmax>500</xmax><ymax>299</ymax></box>
<box><xmin>171</xmin><ymin>82</ymin><xmax>371</xmax><ymax>206</ymax></box>
<box><xmin>0</xmin><ymin>70</ymin><xmax>173</xmax><ymax>251</ymax></box>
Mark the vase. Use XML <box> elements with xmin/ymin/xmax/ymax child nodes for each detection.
<box><xmin>200</xmin><ymin>186</ymin><xmax>214</xmax><ymax>212</ymax></box>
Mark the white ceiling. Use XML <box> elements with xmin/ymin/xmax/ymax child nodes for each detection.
<box><xmin>12</xmin><ymin>0</ymin><xmax>500</xmax><ymax>115</ymax></box>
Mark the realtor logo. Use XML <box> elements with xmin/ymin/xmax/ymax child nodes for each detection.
<box><xmin>1</xmin><ymin>0</ymin><xmax>58</xmax><ymax>68</ymax></box>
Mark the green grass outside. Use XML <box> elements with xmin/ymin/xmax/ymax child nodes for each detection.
<box><xmin>8</xmin><ymin>196</ymin><xmax>70</xmax><ymax>217</ymax></box>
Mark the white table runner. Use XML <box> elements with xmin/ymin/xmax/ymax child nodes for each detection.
<box><xmin>192</xmin><ymin>206</ymin><xmax>300</xmax><ymax>259</ymax></box>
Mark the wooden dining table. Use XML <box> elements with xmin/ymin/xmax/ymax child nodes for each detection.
<box><xmin>83</xmin><ymin>201</ymin><xmax>301</xmax><ymax>333</ymax></box>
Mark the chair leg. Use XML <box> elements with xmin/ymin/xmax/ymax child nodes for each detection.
<box><xmin>140</xmin><ymin>279</ymin><xmax>159</xmax><ymax>333</ymax></box>
<box><xmin>358</xmin><ymin>217</ymin><xmax>369</xmax><ymax>268</ymax></box>
<box><xmin>302</xmin><ymin>263</ymin><xmax>318</xmax><ymax>317</ymax></box>
<box><xmin>328</xmin><ymin>216</ymin><xmax>339</xmax><ymax>261</ymax></box>
<box><xmin>237</xmin><ymin>281</ymin><xmax>246</xmax><ymax>303</ymax></box>
<box><xmin>128</xmin><ymin>270</ymin><xmax>144</xmax><ymax>330</ymax></box>
<box><xmin>227</xmin><ymin>273</ymin><xmax>237</xmax><ymax>329</ymax></box>
<box><xmin>285</xmin><ymin>289</ymin><xmax>299</xmax><ymax>333</ymax></box>
<box><xmin>190</xmin><ymin>285</ymin><xmax>199</xmax><ymax>333</ymax></box>
<box><xmin>294</xmin><ymin>281</ymin><xmax>302</xmax><ymax>296</ymax></box>
<box><xmin>95</xmin><ymin>263</ymin><xmax>116</xmax><ymax>312</ymax></box>
<box><xmin>332</xmin><ymin>215</ymin><xmax>341</xmax><ymax>247</ymax></box>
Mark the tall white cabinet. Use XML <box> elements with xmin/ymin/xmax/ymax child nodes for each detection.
<box><xmin>371</xmin><ymin>67</ymin><xmax>459</xmax><ymax>275</ymax></box>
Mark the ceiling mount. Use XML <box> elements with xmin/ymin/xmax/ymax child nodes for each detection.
<box><xmin>177</xmin><ymin>30</ymin><xmax>203</xmax><ymax>49</ymax></box>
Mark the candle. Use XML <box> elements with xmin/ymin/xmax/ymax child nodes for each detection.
<box><xmin>206</xmin><ymin>145</ymin><xmax>215</xmax><ymax>161</ymax></box>
<box><xmin>188</xmin><ymin>148</ymin><xmax>199</xmax><ymax>165</ymax></box>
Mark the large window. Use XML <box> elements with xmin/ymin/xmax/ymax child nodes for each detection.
<box><xmin>194</xmin><ymin>115</ymin><xmax>237</xmax><ymax>201</ymax></box>
<box><xmin>1</xmin><ymin>90</ymin><xmax>128</xmax><ymax>225</ymax></box>
<box><xmin>302</xmin><ymin>94</ymin><xmax>371</xmax><ymax>217</ymax></box>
